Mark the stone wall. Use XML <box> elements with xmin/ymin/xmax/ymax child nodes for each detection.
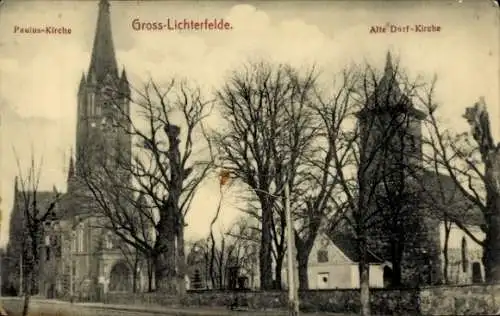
<box><xmin>104</xmin><ymin>285</ymin><xmax>500</xmax><ymax>315</ymax></box>
<box><xmin>106</xmin><ymin>288</ymin><xmax>420</xmax><ymax>315</ymax></box>
<box><xmin>419</xmin><ymin>284</ymin><xmax>500</xmax><ymax>315</ymax></box>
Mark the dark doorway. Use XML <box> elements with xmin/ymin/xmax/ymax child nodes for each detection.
<box><xmin>47</xmin><ymin>284</ymin><xmax>55</xmax><ymax>299</ymax></box>
<box><xmin>109</xmin><ymin>261</ymin><xmax>132</xmax><ymax>292</ymax></box>
<box><xmin>228</xmin><ymin>266</ymin><xmax>239</xmax><ymax>290</ymax></box>
<box><xmin>472</xmin><ymin>262</ymin><xmax>483</xmax><ymax>284</ymax></box>
<box><xmin>383</xmin><ymin>266</ymin><xmax>393</xmax><ymax>288</ymax></box>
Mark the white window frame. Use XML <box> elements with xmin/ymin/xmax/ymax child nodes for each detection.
<box><xmin>105</xmin><ymin>232</ymin><xmax>113</xmax><ymax>249</ymax></box>
<box><xmin>78</xmin><ymin>226</ymin><xmax>84</xmax><ymax>252</ymax></box>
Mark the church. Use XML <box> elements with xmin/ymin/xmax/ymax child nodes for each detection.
<box><xmin>4</xmin><ymin>0</ymin><xmax>149</xmax><ymax>300</ymax></box>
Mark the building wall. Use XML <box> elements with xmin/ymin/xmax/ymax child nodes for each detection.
<box><xmin>438</xmin><ymin>222</ymin><xmax>484</xmax><ymax>284</ymax></box>
<box><xmin>349</xmin><ymin>264</ymin><xmax>385</xmax><ymax>289</ymax></box>
<box><xmin>38</xmin><ymin>213</ymin><xmax>150</xmax><ymax>299</ymax></box>
<box><xmin>306</xmin><ymin>233</ymin><xmax>356</xmax><ymax>289</ymax></box>
<box><xmin>280</xmin><ymin>233</ymin><xmax>385</xmax><ymax>289</ymax></box>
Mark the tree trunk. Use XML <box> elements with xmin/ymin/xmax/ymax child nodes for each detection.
<box><xmin>176</xmin><ymin>222</ymin><xmax>187</xmax><ymax>296</ymax></box>
<box><xmin>259</xmin><ymin>197</ymin><xmax>274</xmax><ymax>290</ymax></box>
<box><xmin>132</xmin><ymin>260</ymin><xmax>138</xmax><ymax>293</ymax></box>
<box><xmin>30</xmin><ymin>228</ymin><xmax>42</xmax><ymax>295</ymax></box>
<box><xmin>155</xmin><ymin>207</ymin><xmax>177</xmax><ymax>293</ymax></box>
<box><xmin>297</xmin><ymin>252</ymin><xmax>309</xmax><ymax>290</ymax></box>
<box><xmin>147</xmin><ymin>258</ymin><xmax>154</xmax><ymax>292</ymax></box>
<box><xmin>153</xmin><ymin>247</ymin><xmax>175</xmax><ymax>293</ymax></box>
<box><xmin>483</xmin><ymin>210</ymin><xmax>500</xmax><ymax>283</ymax></box>
<box><xmin>390</xmin><ymin>239</ymin><xmax>403</xmax><ymax>287</ymax></box>
<box><xmin>483</xmin><ymin>159</ymin><xmax>500</xmax><ymax>283</ymax></box>
<box><xmin>22</xmin><ymin>269</ymin><xmax>32</xmax><ymax>316</ymax></box>
<box><xmin>359</xmin><ymin>236</ymin><xmax>371</xmax><ymax>316</ymax></box>
<box><xmin>275</xmin><ymin>254</ymin><xmax>284</xmax><ymax>290</ymax></box>
<box><xmin>209</xmin><ymin>238</ymin><xmax>217</xmax><ymax>289</ymax></box>
<box><xmin>22</xmin><ymin>292</ymin><xmax>31</xmax><ymax>316</ymax></box>
<box><xmin>443</xmin><ymin>223</ymin><xmax>451</xmax><ymax>284</ymax></box>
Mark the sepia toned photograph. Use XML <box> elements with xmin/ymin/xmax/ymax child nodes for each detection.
<box><xmin>0</xmin><ymin>0</ymin><xmax>498</xmax><ymax>315</ymax></box>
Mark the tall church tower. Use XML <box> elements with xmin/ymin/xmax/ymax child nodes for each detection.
<box><xmin>71</xmin><ymin>0</ymin><xmax>131</xmax><ymax>187</ymax></box>
<box><xmin>358</xmin><ymin>52</ymin><xmax>426</xmax><ymax>184</ymax></box>
<box><xmin>357</xmin><ymin>52</ymin><xmax>441</xmax><ymax>287</ymax></box>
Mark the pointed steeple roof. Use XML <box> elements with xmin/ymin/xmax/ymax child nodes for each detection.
<box><xmin>367</xmin><ymin>50</ymin><xmax>402</xmax><ymax>109</ymax></box>
<box><xmin>120</xmin><ymin>68</ymin><xmax>128</xmax><ymax>82</ymax></box>
<box><xmin>14</xmin><ymin>176</ymin><xmax>18</xmax><ymax>193</ymax></box>
<box><xmin>68</xmin><ymin>151</ymin><xmax>75</xmax><ymax>181</ymax></box>
<box><xmin>88</xmin><ymin>0</ymin><xmax>118</xmax><ymax>83</ymax></box>
<box><xmin>378</xmin><ymin>51</ymin><xmax>396</xmax><ymax>90</ymax></box>
<box><xmin>384</xmin><ymin>51</ymin><xmax>394</xmax><ymax>75</ymax></box>
<box><xmin>119</xmin><ymin>68</ymin><xmax>131</xmax><ymax>96</ymax></box>
<box><xmin>78</xmin><ymin>72</ymin><xmax>86</xmax><ymax>94</ymax></box>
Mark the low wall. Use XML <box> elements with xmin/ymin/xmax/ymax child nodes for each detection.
<box><xmin>106</xmin><ymin>288</ymin><xmax>420</xmax><ymax>315</ymax></box>
<box><xmin>419</xmin><ymin>284</ymin><xmax>500</xmax><ymax>316</ymax></box>
<box><xmin>105</xmin><ymin>285</ymin><xmax>500</xmax><ymax>315</ymax></box>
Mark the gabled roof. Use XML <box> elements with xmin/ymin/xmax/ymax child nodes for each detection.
<box><xmin>358</xmin><ymin>51</ymin><xmax>426</xmax><ymax>121</ymax></box>
<box><xmin>13</xmin><ymin>190</ymin><xmax>59</xmax><ymax>214</ymax></box>
<box><xmin>420</xmin><ymin>170</ymin><xmax>484</xmax><ymax>226</ymax></box>
<box><xmin>324</xmin><ymin>232</ymin><xmax>385</xmax><ymax>264</ymax></box>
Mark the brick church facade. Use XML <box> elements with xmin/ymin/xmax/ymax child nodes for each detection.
<box><xmin>4</xmin><ymin>0</ymin><xmax>150</xmax><ymax>300</ymax></box>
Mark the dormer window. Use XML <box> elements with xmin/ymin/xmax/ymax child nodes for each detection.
<box><xmin>317</xmin><ymin>250</ymin><xmax>328</xmax><ymax>263</ymax></box>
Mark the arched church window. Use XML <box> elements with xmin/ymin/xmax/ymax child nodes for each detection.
<box><xmin>89</xmin><ymin>94</ymin><xmax>95</xmax><ymax>116</ymax></box>
<box><xmin>77</xmin><ymin>225</ymin><xmax>84</xmax><ymax>253</ymax></box>
<box><xmin>104</xmin><ymin>232</ymin><xmax>114</xmax><ymax>249</ymax></box>
<box><xmin>96</xmin><ymin>102</ymin><xmax>102</xmax><ymax>116</ymax></box>
<box><xmin>461</xmin><ymin>237</ymin><xmax>468</xmax><ymax>273</ymax></box>
<box><xmin>71</xmin><ymin>233</ymin><xmax>77</xmax><ymax>252</ymax></box>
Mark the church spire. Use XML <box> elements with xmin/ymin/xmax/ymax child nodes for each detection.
<box><xmin>68</xmin><ymin>150</ymin><xmax>75</xmax><ymax>181</ymax></box>
<box><xmin>119</xmin><ymin>68</ymin><xmax>131</xmax><ymax>97</ymax></box>
<box><xmin>88</xmin><ymin>0</ymin><xmax>118</xmax><ymax>83</ymax></box>
<box><xmin>78</xmin><ymin>72</ymin><xmax>86</xmax><ymax>95</ymax></box>
<box><xmin>384</xmin><ymin>51</ymin><xmax>394</xmax><ymax>75</ymax></box>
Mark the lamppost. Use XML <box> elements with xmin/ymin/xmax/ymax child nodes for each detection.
<box><xmin>254</xmin><ymin>184</ymin><xmax>299</xmax><ymax>315</ymax></box>
<box><xmin>284</xmin><ymin>183</ymin><xmax>299</xmax><ymax>316</ymax></box>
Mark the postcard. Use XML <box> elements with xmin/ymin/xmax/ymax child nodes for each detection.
<box><xmin>0</xmin><ymin>1</ymin><xmax>498</xmax><ymax>315</ymax></box>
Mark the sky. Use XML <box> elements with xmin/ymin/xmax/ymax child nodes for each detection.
<box><xmin>0</xmin><ymin>0</ymin><xmax>498</xmax><ymax>247</ymax></box>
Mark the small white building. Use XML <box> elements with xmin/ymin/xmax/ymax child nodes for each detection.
<box><xmin>281</xmin><ymin>232</ymin><xmax>390</xmax><ymax>289</ymax></box>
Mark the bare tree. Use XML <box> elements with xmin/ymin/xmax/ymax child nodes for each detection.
<box><xmin>420</xmin><ymin>94</ymin><xmax>500</xmax><ymax>282</ymax></box>
<box><xmin>108</xmin><ymin>78</ymin><xmax>214</xmax><ymax>295</ymax></box>
<box><xmin>76</xmin><ymin>74</ymin><xmax>214</xmax><ymax>295</ymax></box>
<box><xmin>13</xmin><ymin>152</ymin><xmax>60</xmax><ymax>316</ymax></box>
<box><xmin>196</xmin><ymin>216</ymin><xmax>259</xmax><ymax>290</ymax></box>
<box><xmin>185</xmin><ymin>238</ymin><xmax>209</xmax><ymax>289</ymax></box>
<box><xmin>318</xmin><ymin>54</ymin><xmax>435</xmax><ymax>316</ymax></box>
<box><xmin>78</xmin><ymin>145</ymin><xmax>157</xmax><ymax>293</ymax></box>
<box><xmin>214</xmin><ymin>60</ymin><xmax>319</xmax><ymax>290</ymax></box>
<box><xmin>286</xmin><ymin>68</ymin><xmax>365</xmax><ymax>290</ymax></box>
<box><xmin>208</xmin><ymin>174</ymin><xmax>227</xmax><ymax>289</ymax></box>
<box><xmin>225</xmin><ymin>215</ymin><xmax>260</xmax><ymax>289</ymax></box>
